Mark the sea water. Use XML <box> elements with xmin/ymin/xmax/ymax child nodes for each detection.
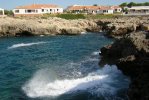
<box><xmin>0</xmin><ymin>33</ymin><xmax>130</xmax><ymax>100</ymax></box>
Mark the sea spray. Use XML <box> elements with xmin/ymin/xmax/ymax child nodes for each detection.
<box><xmin>91</xmin><ymin>51</ymin><xmax>101</xmax><ymax>56</ymax></box>
<box><xmin>22</xmin><ymin>65</ymin><xmax>129</xmax><ymax>98</ymax></box>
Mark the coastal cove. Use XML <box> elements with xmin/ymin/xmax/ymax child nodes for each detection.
<box><xmin>0</xmin><ymin>33</ymin><xmax>130</xmax><ymax>100</ymax></box>
<box><xmin>0</xmin><ymin>16</ymin><xmax>148</xmax><ymax>100</ymax></box>
<box><xmin>0</xmin><ymin>0</ymin><xmax>149</xmax><ymax>99</ymax></box>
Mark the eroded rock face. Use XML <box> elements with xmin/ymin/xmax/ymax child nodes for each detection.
<box><xmin>96</xmin><ymin>17</ymin><xmax>149</xmax><ymax>38</ymax></box>
<box><xmin>100</xmin><ymin>31</ymin><xmax>149</xmax><ymax>100</ymax></box>
<box><xmin>0</xmin><ymin>16</ymin><xmax>149</xmax><ymax>37</ymax></box>
<box><xmin>0</xmin><ymin>17</ymin><xmax>100</xmax><ymax>37</ymax></box>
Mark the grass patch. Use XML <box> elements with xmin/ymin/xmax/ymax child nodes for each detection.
<box><xmin>41</xmin><ymin>14</ymin><xmax>57</xmax><ymax>19</ymax></box>
<box><xmin>41</xmin><ymin>13</ymin><xmax>122</xmax><ymax>20</ymax></box>
<box><xmin>41</xmin><ymin>13</ymin><xmax>86</xmax><ymax>19</ymax></box>
<box><xmin>86</xmin><ymin>14</ymin><xmax>117</xmax><ymax>19</ymax></box>
<box><xmin>56</xmin><ymin>14</ymin><xmax>86</xmax><ymax>19</ymax></box>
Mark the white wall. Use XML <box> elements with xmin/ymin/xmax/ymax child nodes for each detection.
<box><xmin>114</xmin><ymin>8</ymin><xmax>122</xmax><ymax>12</ymax></box>
<box><xmin>88</xmin><ymin>9</ymin><xmax>113</xmax><ymax>14</ymax></box>
<box><xmin>0</xmin><ymin>8</ymin><xmax>5</xmax><ymax>15</ymax></box>
<box><xmin>88</xmin><ymin>10</ymin><xmax>103</xmax><ymax>14</ymax></box>
<box><xmin>96</xmin><ymin>10</ymin><xmax>104</xmax><ymax>14</ymax></box>
<box><xmin>13</xmin><ymin>8</ymin><xmax>63</xmax><ymax>15</ymax></box>
<box><xmin>103</xmin><ymin>10</ymin><xmax>113</xmax><ymax>14</ymax></box>
<box><xmin>40</xmin><ymin>8</ymin><xmax>63</xmax><ymax>14</ymax></box>
<box><xmin>108</xmin><ymin>10</ymin><xmax>114</xmax><ymax>14</ymax></box>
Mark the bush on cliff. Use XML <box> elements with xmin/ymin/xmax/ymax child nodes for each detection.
<box><xmin>4</xmin><ymin>10</ymin><xmax>13</xmax><ymax>16</ymax></box>
<box><xmin>56</xmin><ymin>14</ymin><xmax>86</xmax><ymax>19</ymax></box>
<box><xmin>42</xmin><ymin>13</ymin><xmax>86</xmax><ymax>19</ymax></box>
<box><xmin>86</xmin><ymin>14</ymin><xmax>116</xmax><ymax>19</ymax></box>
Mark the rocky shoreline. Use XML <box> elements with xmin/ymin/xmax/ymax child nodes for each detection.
<box><xmin>0</xmin><ymin>17</ymin><xmax>100</xmax><ymax>37</ymax></box>
<box><xmin>0</xmin><ymin>16</ymin><xmax>149</xmax><ymax>37</ymax></box>
<box><xmin>96</xmin><ymin>16</ymin><xmax>149</xmax><ymax>38</ymax></box>
<box><xmin>100</xmin><ymin>31</ymin><xmax>149</xmax><ymax>100</ymax></box>
<box><xmin>99</xmin><ymin>16</ymin><xmax>149</xmax><ymax>100</ymax></box>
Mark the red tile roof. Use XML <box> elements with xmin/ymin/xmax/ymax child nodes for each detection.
<box><xmin>111</xmin><ymin>6</ymin><xmax>121</xmax><ymax>9</ymax></box>
<box><xmin>15</xmin><ymin>4</ymin><xmax>61</xmax><ymax>9</ymax></box>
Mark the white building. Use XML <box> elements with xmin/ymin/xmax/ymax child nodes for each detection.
<box><xmin>111</xmin><ymin>6</ymin><xmax>122</xmax><ymax>13</ymax></box>
<box><xmin>88</xmin><ymin>6</ymin><xmax>114</xmax><ymax>14</ymax></box>
<box><xmin>13</xmin><ymin>4</ymin><xmax>63</xmax><ymax>17</ymax></box>
<box><xmin>127</xmin><ymin>6</ymin><xmax>149</xmax><ymax>15</ymax></box>
<box><xmin>0</xmin><ymin>8</ymin><xmax>5</xmax><ymax>15</ymax></box>
<box><xmin>67</xmin><ymin>5</ymin><xmax>115</xmax><ymax>14</ymax></box>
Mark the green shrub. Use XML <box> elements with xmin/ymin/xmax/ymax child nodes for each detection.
<box><xmin>56</xmin><ymin>14</ymin><xmax>86</xmax><ymax>19</ymax></box>
<box><xmin>41</xmin><ymin>13</ymin><xmax>120</xmax><ymax>20</ymax></box>
<box><xmin>41</xmin><ymin>13</ymin><xmax>57</xmax><ymax>19</ymax></box>
<box><xmin>86</xmin><ymin>14</ymin><xmax>116</xmax><ymax>19</ymax></box>
<box><xmin>4</xmin><ymin>10</ymin><xmax>13</xmax><ymax>16</ymax></box>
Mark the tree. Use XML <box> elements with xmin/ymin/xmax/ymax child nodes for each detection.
<box><xmin>120</xmin><ymin>2</ymin><xmax>149</xmax><ymax>7</ymax></box>
<box><xmin>127</xmin><ymin>2</ymin><xmax>137</xmax><ymax>7</ymax></box>
<box><xmin>144</xmin><ymin>2</ymin><xmax>149</xmax><ymax>6</ymax></box>
<box><xmin>93</xmin><ymin>4</ymin><xmax>98</xmax><ymax>6</ymax></box>
<box><xmin>120</xmin><ymin>2</ymin><xmax>128</xmax><ymax>7</ymax></box>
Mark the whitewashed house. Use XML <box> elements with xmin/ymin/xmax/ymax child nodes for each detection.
<box><xmin>87</xmin><ymin>6</ymin><xmax>114</xmax><ymax>14</ymax></box>
<box><xmin>67</xmin><ymin>5</ymin><xmax>114</xmax><ymax>14</ymax></box>
<box><xmin>127</xmin><ymin>6</ymin><xmax>149</xmax><ymax>15</ymax></box>
<box><xmin>0</xmin><ymin>8</ymin><xmax>5</xmax><ymax>16</ymax></box>
<box><xmin>111</xmin><ymin>6</ymin><xmax>122</xmax><ymax>13</ymax></box>
<box><xmin>13</xmin><ymin>4</ymin><xmax>63</xmax><ymax>17</ymax></box>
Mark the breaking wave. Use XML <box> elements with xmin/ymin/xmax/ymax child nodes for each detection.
<box><xmin>91</xmin><ymin>51</ymin><xmax>101</xmax><ymax>56</ymax></box>
<box><xmin>8</xmin><ymin>42</ymin><xmax>47</xmax><ymax>49</ymax></box>
<box><xmin>22</xmin><ymin>65</ymin><xmax>129</xmax><ymax>98</ymax></box>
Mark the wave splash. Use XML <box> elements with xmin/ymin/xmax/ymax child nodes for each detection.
<box><xmin>8</xmin><ymin>42</ymin><xmax>47</xmax><ymax>49</ymax></box>
<box><xmin>22</xmin><ymin>65</ymin><xmax>127</xmax><ymax>98</ymax></box>
<box><xmin>91</xmin><ymin>51</ymin><xmax>101</xmax><ymax>56</ymax></box>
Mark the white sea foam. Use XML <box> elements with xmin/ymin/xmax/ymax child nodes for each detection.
<box><xmin>81</xmin><ymin>32</ymin><xmax>87</xmax><ymax>34</ymax></box>
<box><xmin>40</xmin><ymin>35</ymin><xmax>45</xmax><ymax>37</ymax></box>
<box><xmin>92</xmin><ymin>51</ymin><xmax>100</xmax><ymax>56</ymax></box>
<box><xmin>22</xmin><ymin>65</ymin><xmax>125</xmax><ymax>98</ymax></box>
<box><xmin>8</xmin><ymin>42</ymin><xmax>47</xmax><ymax>49</ymax></box>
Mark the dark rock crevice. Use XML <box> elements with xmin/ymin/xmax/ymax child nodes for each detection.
<box><xmin>15</xmin><ymin>31</ymin><xmax>35</xmax><ymax>36</ymax></box>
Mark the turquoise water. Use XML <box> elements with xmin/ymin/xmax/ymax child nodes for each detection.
<box><xmin>0</xmin><ymin>33</ymin><xmax>129</xmax><ymax>100</ymax></box>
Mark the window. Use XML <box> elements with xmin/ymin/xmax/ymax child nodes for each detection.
<box><xmin>27</xmin><ymin>10</ymin><xmax>31</xmax><ymax>13</ymax></box>
<box><xmin>42</xmin><ymin>9</ymin><xmax>44</xmax><ymax>12</ymax></box>
<box><xmin>15</xmin><ymin>10</ymin><xmax>19</xmax><ymax>13</ymax></box>
<box><xmin>26</xmin><ymin>10</ymin><xmax>35</xmax><ymax>13</ymax></box>
<box><xmin>57</xmin><ymin>9</ymin><xmax>59</xmax><ymax>11</ymax></box>
<box><xmin>50</xmin><ymin>9</ymin><xmax>52</xmax><ymax>11</ymax></box>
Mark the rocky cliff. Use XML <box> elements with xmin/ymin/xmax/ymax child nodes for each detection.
<box><xmin>0</xmin><ymin>17</ymin><xmax>99</xmax><ymax>37</ymax></box>
<box><xmin>97</xmin><ymin>17</ymin><xmax>149</xmax><ymax>38</ymax></box>
<box><xmin>100</xmin><ymin>31</ymin><xmax>149</xmax><ymax>100</ymax></box>
<box><xmin>0</xmin><ymin>16</ymin><xmax>149</xmax><ymax>37</ymax></box>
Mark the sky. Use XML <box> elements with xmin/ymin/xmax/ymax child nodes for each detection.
<box><xmin>0</xmin><ymin>0</ymin><xmax>149</xmax><ymax>10</ymax></box>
